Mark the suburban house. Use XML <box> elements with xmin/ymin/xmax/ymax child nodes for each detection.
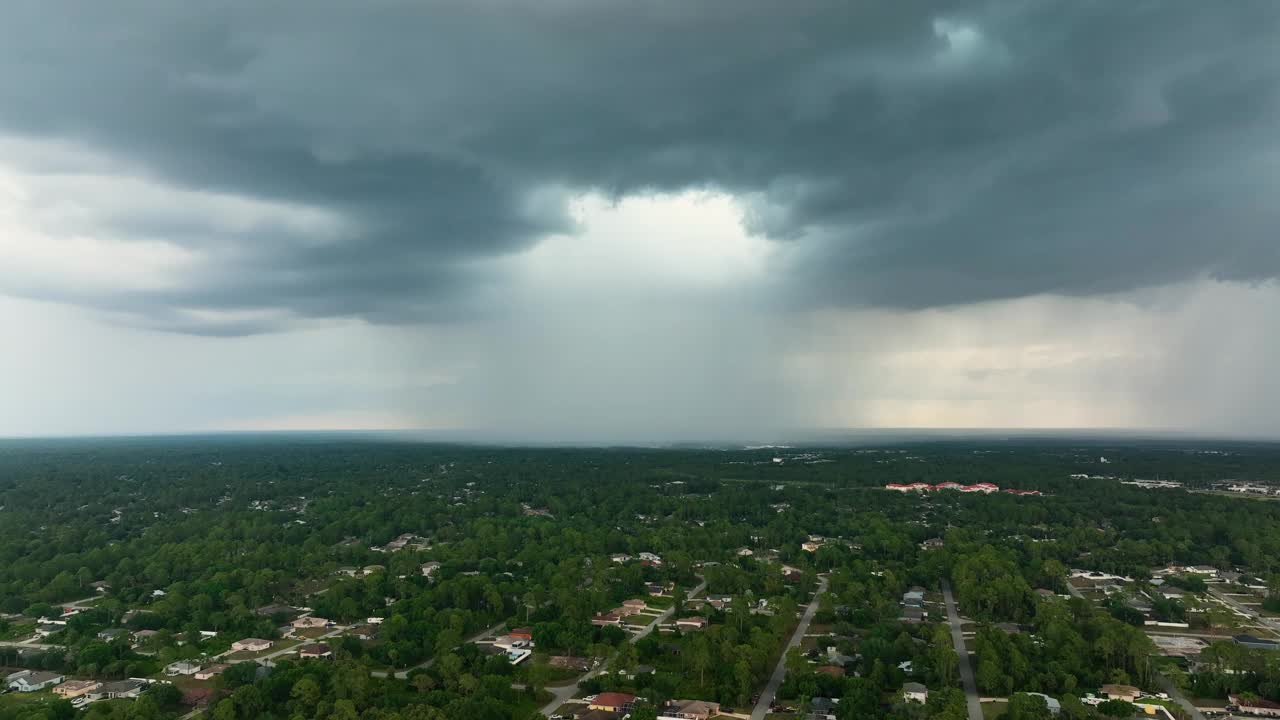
<box><xmin>705</xmin><ymin>594</ymin><xmax>733</xmax><ymax>610</ymax></box>
<box><xmin>611</xmin><ymin>554</ymin><xmax>632</xmax><ymax>564</ymax></box>
<box><xmin>1025</xmin><ymin>693</ymin><xmax>1062</xmax><ymax>714</ymax></box>
<box><xmin>900</xmin><ymin>607</ymin><xmax>926</xmax><ymax>623</ymax></box>
<box><xmin>292</xmin><ymin>616</ymin><xmax>330</xmax><ymax>629</ymax></box>
<box><xmin>231</xmin><ymin>638</ymin><xmax>273</xmax><ymax>652</ymax></box>
<box><xmin>1101</xmin><ymin>684</ymin><xmax>1141</xmax><ymax>703</ymax></box>
<box><xmin>638</xmin><ymin>552</ymin><xmax>662</xmax><ymax>565</ymax></box>
<box><xmin>195</xmin><ymin>664</ymin><xmax>228</xmax><ymax>680</ymax></box>
<box><xmin>903</xmin><ymin>682</ymin><xmax>928</xmax><ymax>703</ymax></box>
<box><xmin>1234</xmin><ymin>634</ymin><xmax>1280</xmax><ymax>651</ymax></box>
<box><xmin>7</xmin><ymin>671</ymin><xmax>66</xmax><ymax>692</ymax></box>
<box><xmin>89</xmin><ymin>679</ymin><xmax>145</xmax><ymax>700</ymax></box>
<box><xmin>591</xmin><ymin>611</ymin><xmax>622</xmax><ymax>627</ymax></box>
<box><xmin>1230</xmin><ymin>695</ymin><xmax>1280</xmax><ymax>717</ymax></box>
<box><xmin>494</xmin><ymin>635</ymin><xmax>531</xmax><ymax>651</ymax></box>
<box><xmin>647</xmin><ymin>583</ymin><xmax>667</xmax><ymax>596</ymax></box>
<box><xmin>94</xmin><ymin>628</ymin><xmax>125</xmax><ymax>642</ymax></box>
<box><xmin>381</xmin><ymin>532</ymin><xmax>419</xmax><ymax>552</ymax></box>
<box><xmin>902</xmin><ymin>589</ymin><xmax>925</xmax><ymax>607</ymax></box>
<box><xmin>299</xmin><ymin>643</ymin><xmax>333</xmax><ymax>659</ymax></box>
<box><xmin>736</xmin><ymin>547</ymin><xmax>754</xmax><ymax>557</ymax></box>
<box><xmin>807</xmin><ymin>697</ymin><xmax>838</xmax><ymax>720</ymax></box>
<box><xmin>349</xmin><ymin>624</ymin><xmax>379</xmax><ymax>640</ymax></box>
<box><xmin>53</xmin><ymin>680</ymin><xmax>101</xmax><ymax>699</ymax></box>
<box><xmin>165</xmin><ymin>661</ymin><xmax>202</xmax><ymax>676</ymax></box>
<box><xmin>589</xmin><ymin>692</ymin><xmax>637</xmax><ymax>713</ymax></box>
<box><xmin>622</xmin><ymin>598</ymin><xmax>648</xmax><ymax>612</ymax></box>
<box><xmin>658</xmin><ymin>699</ymin><xmax>721</xmax><ymax>720</ymax></box>
<box><xmin>675</xmin><ymin>617</ymin><xmax>708</xmax><ymax>631</ymax></box>
<box><xmin>802</xmin><ymin>541</ymin><xmax>823</xmax><ymax>552</ymax></box>
<box><xmin>509</xmin><ymin>627</ymin><xmax>533</xmax><ymax>641</ymax></box>
<box><xmin>90</xmin><ymin>580</ymin><xmax>111</xmax><ymax>593</ymax></box>
<box><xmin>827</xmin><ymin>647</ymin><xmax>856</xmax><ymax>666</ymax></box>
<box><xmin>132</xmin><ymin>629</ymin><xmax>160</xmax><ymax>644</ymax></box>
<box><xmin>420</xmin><ymin>561</ymin><xmax>441</xmax><ymax>579</ymax></box>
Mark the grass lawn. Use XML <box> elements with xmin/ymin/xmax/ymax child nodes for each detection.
<box><xmin>982</xmin><ymin>701</ymin><xmax>1010</xmax><ymax>720</ymax></box>
<box><xmin>0</xmin><ymin>691</ymin><xmax>50</xmax><ymax>707</ymax></box>
<box><xmin>551</xmin><ymin>702</ymin><xmax>584</xmax><ymax>717</ymax></box>
<box><xmin>646</xmin><ymin>596</ymin><xmax>674</xmax><ymax>609</ymax></box>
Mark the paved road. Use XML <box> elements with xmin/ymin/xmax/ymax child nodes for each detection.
<box><xmin>538</xmin><ymin>578</ymin><xmax>707</xmax><ymax>717</ymax></box>
<box><xmin>1209</xmin><ymin>588</ymin><xmax>1280</xmax><ymax>635</ymax></box>
<box><xmin>942</xmin><ymin>580</ymin><xmax>982</xmax><ymax>720</ymax></box>
<box><xmin>1155</xmin><ymin>670</ymin><xmax>1207</xmax><ymax>720</ymax></box>
<box><xmin>256</xmin><ymin>626</ymin><xmax>347</xmax><ymax>666</ymax></box>
<box><xmin>749</xmin><ymin>575</ymin><xmax>829</xmax><ymax>720</ymax></box>
<box><xmin>0</xmin><ymin>640</ymin><xmax>64</xmax><ymax>650</ymax></box>
<box><xmin>371</xmin><ymin>621</ymin><xmax>508</xmax><ymax>679</ymax></box>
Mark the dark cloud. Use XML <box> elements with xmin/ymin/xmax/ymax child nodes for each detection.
<box><xmin>2</xmin><ymin>0</ymin><xmax>1278</xmax><ymax>332</ymax></box>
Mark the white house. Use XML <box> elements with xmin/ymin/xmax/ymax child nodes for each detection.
<box><xmin>165</xmin><ymin>661</ymin><xmax>202</xmax><ymax>676</ymax></box>
<box><xmin>676</xmin><ymin>617</ymin><xmax>708</xmax><ymax>631</ymax></box>
<box><xmin>1024</xmin><ymin>693</ymin><xmax>1062</xmax><ymax>714</ymax></box>
<box><xmin>903</xmin><ymin>682</ymin><xmax>928</xmax><ymax>703</ymax></box>
<box><xmin>231</xmin><ymin>638</ymin><xmax>273</xmax><ymax>652</ymax></box>
<box><xmin>7</xmin><ymin>671</ymin><xmax>66</xmax><ymax>693</ymax></box>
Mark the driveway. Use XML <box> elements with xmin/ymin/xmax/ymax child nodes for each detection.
<box><xmin>749</xmin><ymin>575</ymin><xmax>829</xmax><ymax>720</ymax></box>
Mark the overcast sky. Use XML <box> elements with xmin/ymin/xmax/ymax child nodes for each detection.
<box><xmin>3</xmin><ymin>1</ymin><xmax>1280</xmax><ymax>441</ymax></box>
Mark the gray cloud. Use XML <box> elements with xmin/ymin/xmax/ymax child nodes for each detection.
<box><xmin>2</xmin><ymin>1</ymin><xmax>1279</xmax><ymax>332</ymax></box>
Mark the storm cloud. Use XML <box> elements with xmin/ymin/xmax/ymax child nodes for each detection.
<box><xmin>2</xmin><ymin>0</ymin><xmax>1279</xmax><ymax>333</ymax></box>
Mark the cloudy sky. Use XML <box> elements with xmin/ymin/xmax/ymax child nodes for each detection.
<box><xmin>2</xmin><ymin>1</ymin><xmax>1279</xmax><ymax>440</ymax></box>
